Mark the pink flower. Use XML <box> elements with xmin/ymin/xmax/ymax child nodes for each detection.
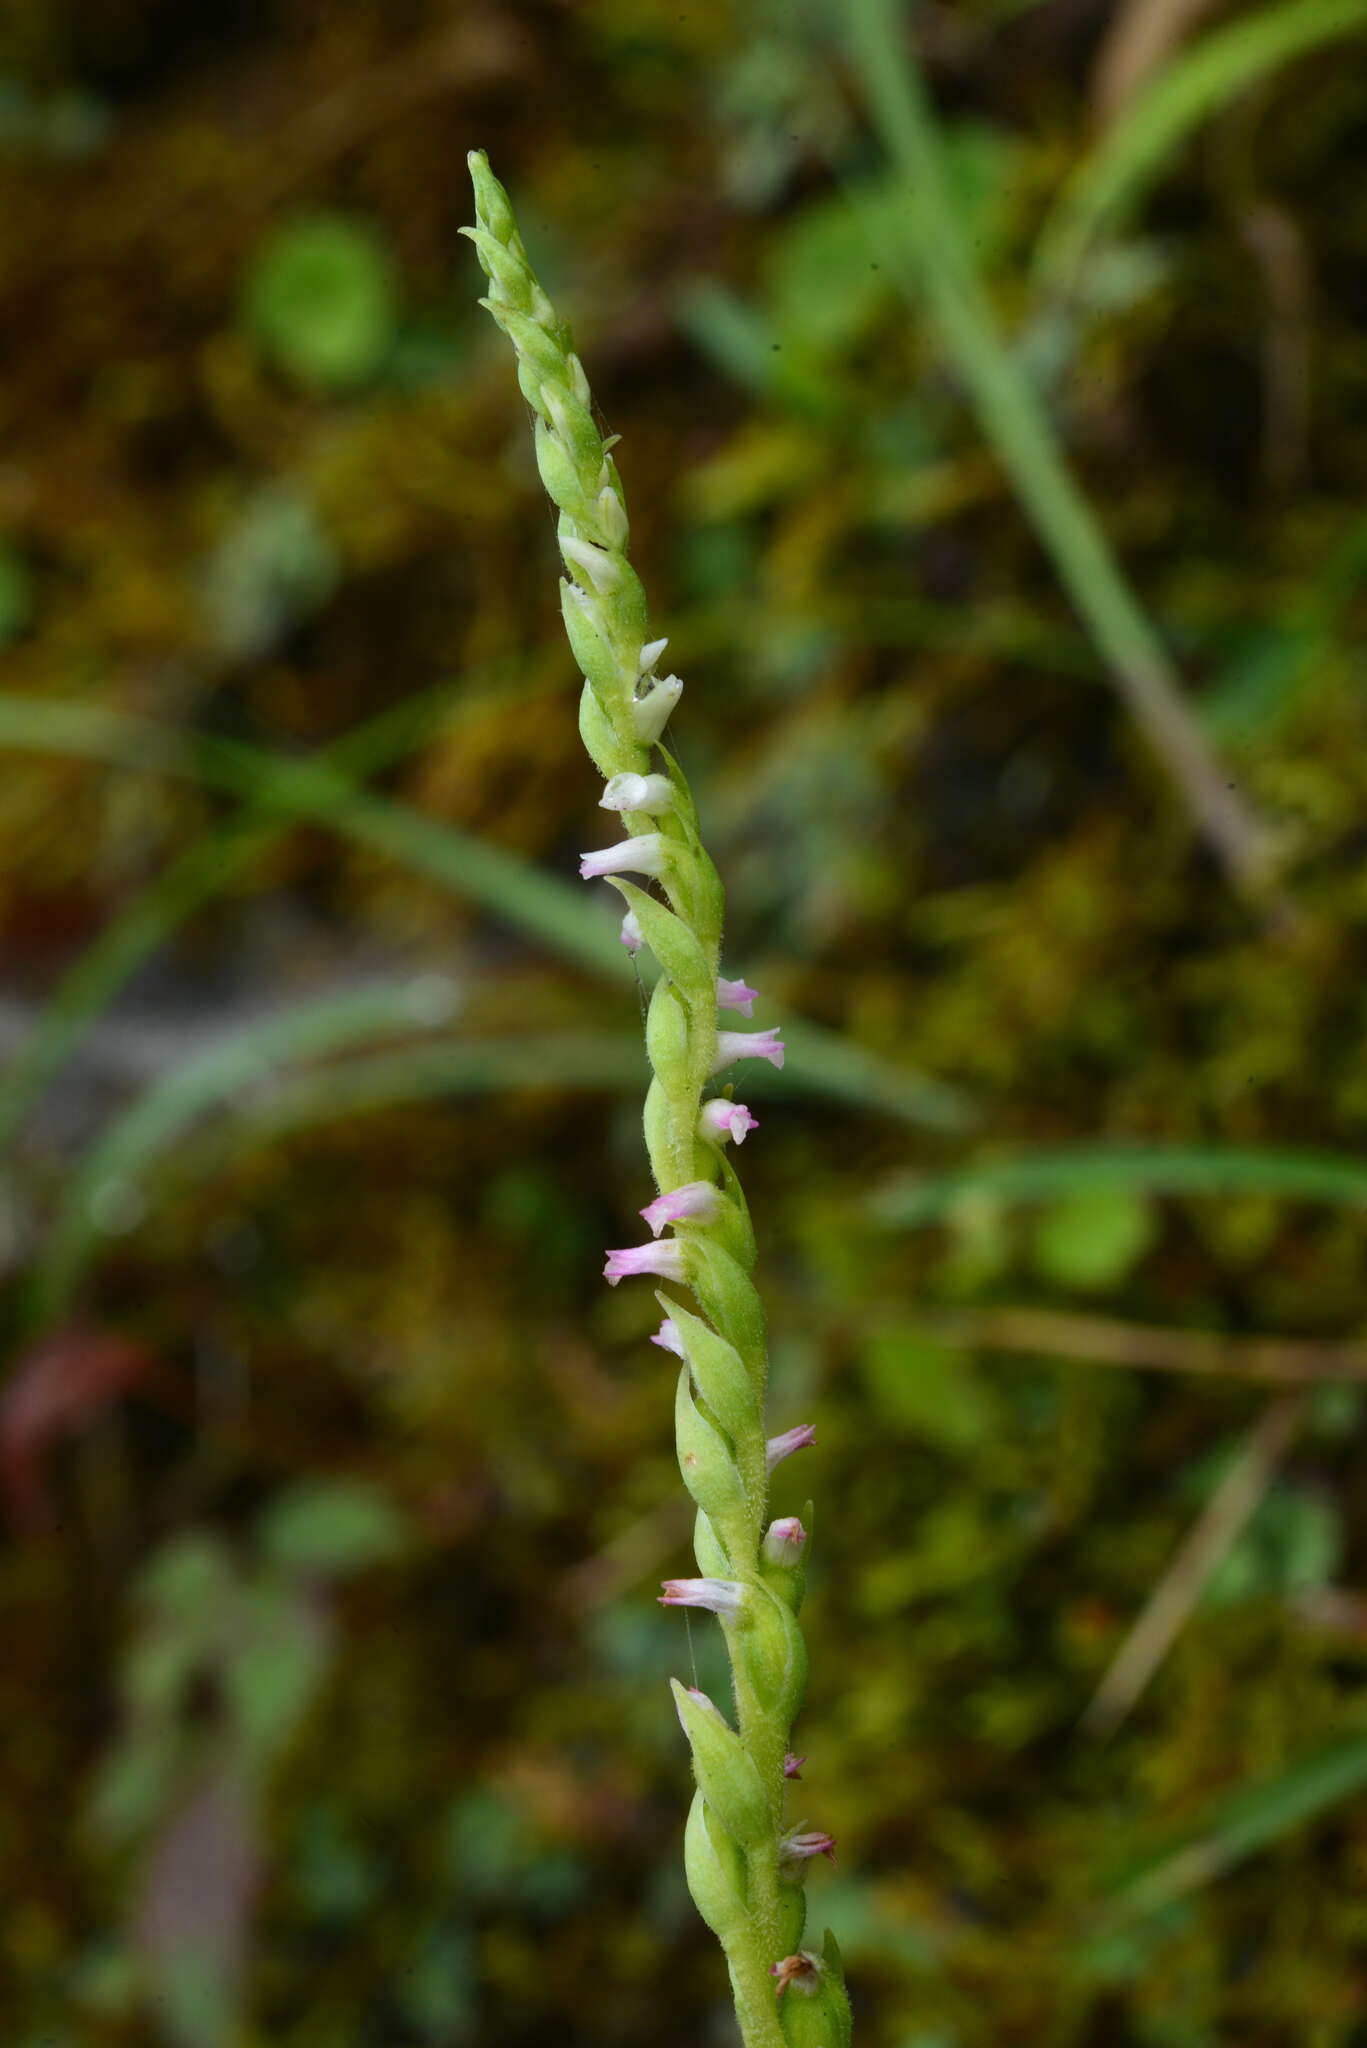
<box><xmin>765</xmin><ymin>1424</ymin><xmax>816</xmax><ymax>1472</ymax></box>
<box><xmin>651</xmin><ymin>1318</ymin><xmax>686</xmax><ymax>1358</ymax></box>
<box><xmin>640</xmin><ymin>1179</ymin><xmax>721</xmax><ymax>1238</ymax></box>
<box><xmin>784</xmin><ymin>1752</ymin><xmax>806</xmax><ymax>1779</ymax></box>
<box><xmin>579</xmin><ymin>833</ymin><xmax>665</xmax><ymax>881</ymax></box>
<box><xmin>698</xmin><ymin>1099</ymin><xmax>759</xmax><ymax>1146</ymax></box>
<box><xmin>658</xmin><ymin>1577</ymin><xmax>745</xmax><ymax>1619</ymax></box>
<box><xmin>762</xmin><ymin>1516</ymin><xmax>807</xmax><ymax>1567</ymax></box>
<box><xmin>600</xmin><ymin>772</ymin><xmax>673</xmax><ymax>814</ymax></box>
<box><xmin>619</xmin><ymin>909</ymin><xmax>644</xmax><ymax>953</ymax></box>
<box><xmin>603</xmin><ymin>1241</ymin><xmax>686</xmax><ymax>1287</ymax></box>
<box><xmin>780</xmin><ymin>1828</ymin><xmax>837</xmax><ymax>1873</ymax></box>
<box><xmin>716</xmin><ymin>976</ymin><xmax>759</xmax><ymax>1016</ymax></box>
<box><xmin>712</xmin><ymin>1027</ymin><xmax>784</xmax><ymax>1074</ymax></box>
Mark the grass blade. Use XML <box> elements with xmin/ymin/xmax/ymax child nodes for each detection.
<box><xmin>873</xmin><ymin>1142</ymin><xmax>1367</xmax><ymax>1226</ymax></box>
<box><xmin>0</xmin><ymin>676</ymin><xmax>475</xmax><ymax>1155</ymax></box>
<box><xmin>1035</xmin><ymin>0</ymin><xmax>1367</xmax><ymax>294</ymax></box>
<box><xmin>29</xmin><ymin>978</ymin><xmax>468</xmax><ymax>1319</ymax></box>
<box><xmin>843</xmin><ymin>0</ymin><xmax>1282</xmax><ymax>903</ymax></box>
<box><xmin>0</xmin><ymin>691</ymin><xmax>974</xmax><ymax>1133</ymax></box>
<box><xmin>1104</xmin><ymin>1734</ymin><xmax>1367</xmax><ymax>1921</ymax></box>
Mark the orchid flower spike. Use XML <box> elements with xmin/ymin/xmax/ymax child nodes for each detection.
<box><xmin>579</xmin><ymin>834</ymin><xmax>665</xmax><ymax>882</ymax></box>
<box><xmin>658</xmin><ymin>1577</ymin><xmax>745</xmax><ymax>1619</ymax></box>
<box><xmin>466</xmin><ymin>157</ymin><xmax>850</xmax><ymax>2048</ymax></box>
<box><xmin>698</xmin><ymin>1098</ymin><xmax>759</xmax><ymax>1146</ymax></box>
<box><xmin>640</xmin><ymin>1180</ymin><xmax>721</xmax><ymax>1237</ymax></box>
<box><xmin>766</xmin><ymin>1424</ymin><xmax>817</xmax><ymax>1472</ymax></box>
<box><xmin>603</xmin><ymin>1241</ymin><xmax>686</xmax><ymax>1288</ymax></box>
<box><xmin>600</xmin><ymin>772</ymin><xmax>674</xmax><ymax>814</ymax></box>
<box><xmin>712</xmin><ymin>1026</ymin><xmax>785</xmax><ymax>1074</ymax></box>
<box><xmin>716</xmin><ymin>976</ymin><xmax>759</xmax><ymax>1016</ymax></box>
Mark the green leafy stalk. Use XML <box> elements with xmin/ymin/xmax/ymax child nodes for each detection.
<box><xmin>465</xmin><ymin>153</ymin><xmax>851</xmax><ymax>2048</ymax></box>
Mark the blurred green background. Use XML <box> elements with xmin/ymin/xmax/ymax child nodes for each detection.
<box><xmin>4</xmin><ymin>0</ymin><xmax>1367</xmax><ymax>2041</ymax></box>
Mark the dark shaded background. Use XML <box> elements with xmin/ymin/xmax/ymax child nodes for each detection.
<box><xmin>5</xmin><ymin>0</ymin><xmax>1367</xmax><ymax>2042</ymax></box>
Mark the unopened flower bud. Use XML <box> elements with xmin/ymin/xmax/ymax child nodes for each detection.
<box><xmin>712</xmin><ymin>1027</ymin><xmax>785</xmax><ymax>1074</ymax></box>
<box><xmin>784</xmin><ymin>1752</ymin><xmax>806</xmax><ymax>1779</ymax></box>
<box><xmin>763</xmin><ymin>1516</ymin><xmax>807</xmax><ymax>1568</ymax></box>
<box><xmin>716</xmin><ymin>976</ymin><xmax>758</xmax><ymax>1016</ymax></box>
<box><xmin>632</xmin><ymin>674</ymin><xmax>683</xmax><ymax>742</ymax></box>
<box><xmin>672</xmin><ymin>1683</ymin><xmax>721</xmax><ymax>1735</ymax></box>
<box><xmin>596</xmin><ymin>485</ymin><xmax>628</xmax><ymax>547</ymax></box>
<box><xmin>641</xmin><ymin>1179</ymin><xmax>722</xmax><ymax>1237</ymax></box>
<box><xmin>580</xmin><ymin>834</ymin><xmax>666</xmax><ymax>881</ymax></box>
<box><xmin>699</xmin><ymin>1099</ymin><xmax>759</xmax><ymax>1146</ymax></box>
<box><xmin>619</xmin><ymin>909</ymin><xmax>644</xmax><ymax>953</ymax></box>
<box><xmin>766</xmin><ymin>1424</ymin><xmax>817</xmax><ymax>1472</ymax></box>
<box><xmin>603</xmin><ymin>1241</ymin><xmax>686</xmax><ymax>1287</ymax></box>
<box><xmin>658</xmin><ymin>1577</ymin><xmax>745</xmax><ymax>1618</ymax></box>
<box><xmin>651</xmin><ymin>1317</ymin><xmax>686</xmax><ymax>1358</ymax></box>
<box><xmin>600</xmin><ymin>772</ymin><xmax>674</xmax><ymax>814</ymax></box>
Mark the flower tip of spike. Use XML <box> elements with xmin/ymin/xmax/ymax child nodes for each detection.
<box><xmin>640</xmin><ymin>1180</ymin><xmax>722</xmax><ymax>1237</ymax></box>
<box><xmin>651</xmin><ymin>1317</ymin><xmax>686</xmax><ymax>1358</ymax></box>
<box><xmin>712</xmin><ymin>1027</ymin><xmax>785</xmax><ymax>1075</ymax></box>
<box><xmin>765</xmin><ymin>1424</ymin><xmax>817</xmax><ymax>1472</ymax></box>
<box><xmin>716</xmin><ymin>976</ymin><xmax>759</xmax><ymax>1016</ymax></box>
<box><xmin>699</xmin><ymin>1098</ymin><xmax>759</xmax><ymax>1146</ymax></box>
<box><xmin>579</xmin><ymin>833</ymin><xmax>665</xmax><ymax>882</ymax></box>
<box><xmin>603</xmin><ymin>1241</ymin><xmax>686</xmax><ymax>1287</ymax></box>
<box><xmin>658</xmin><ymin>1577</ymin><xmax>745</xmax><ymax>1618</ymax></box>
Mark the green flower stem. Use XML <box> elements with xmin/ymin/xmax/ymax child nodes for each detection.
<box><xmin>465</xmin><ymin>154</ymin><xmax>851</xmax><ymax>2048</ymax></box>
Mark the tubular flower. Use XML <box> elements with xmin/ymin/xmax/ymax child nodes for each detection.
<box><xmin>716</xmin><ymin>976</ymin><xmax>759</xmax><ymax>1016</ymax></box>
<box><xmin>631</xmin><ymin>673</ymin><xmax>683</xmax><ymax>741</ymax></box>
<box><xmin>658</xmin><ymin>1577</ymin><xmax>745</xmax><ymax>1619</ymax></box>
<box><xmin>600</xmin><ymin>771</ymin><xmax>674</xmax><ymax>814</ymax></box>
<box><xmin>579</xmin><ymin>833</ymin><xmax>665</xmax><ymax>882</ymax></box>
<box><xmin>603</xmin><ymin>1241</ymin><xmax>686</xmax><ymax>1288</ymax></box>
<box><xmin>651</xmin><ymin>1317</ymin><xmax>686</xmax><ymax>1358</ymax></box>
<box><xmin>766</xmin><ymin>1423</ymin><xmax>817</xmax><ymax>1472</ymax></box>
<box><xmin>712</xmin><ymin>1026</ymin><xmax>785</xmax><ymax>1074</ymax></box>
<box><xmin>698</xmin><ymin>1098</ymin><xmax>759</xmax><ymax>1146</ymax></box>
<box><xmin>640</xmin><ymin>1179</ymin><xmax>722</xmax><ymax>1237</ymax></box>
